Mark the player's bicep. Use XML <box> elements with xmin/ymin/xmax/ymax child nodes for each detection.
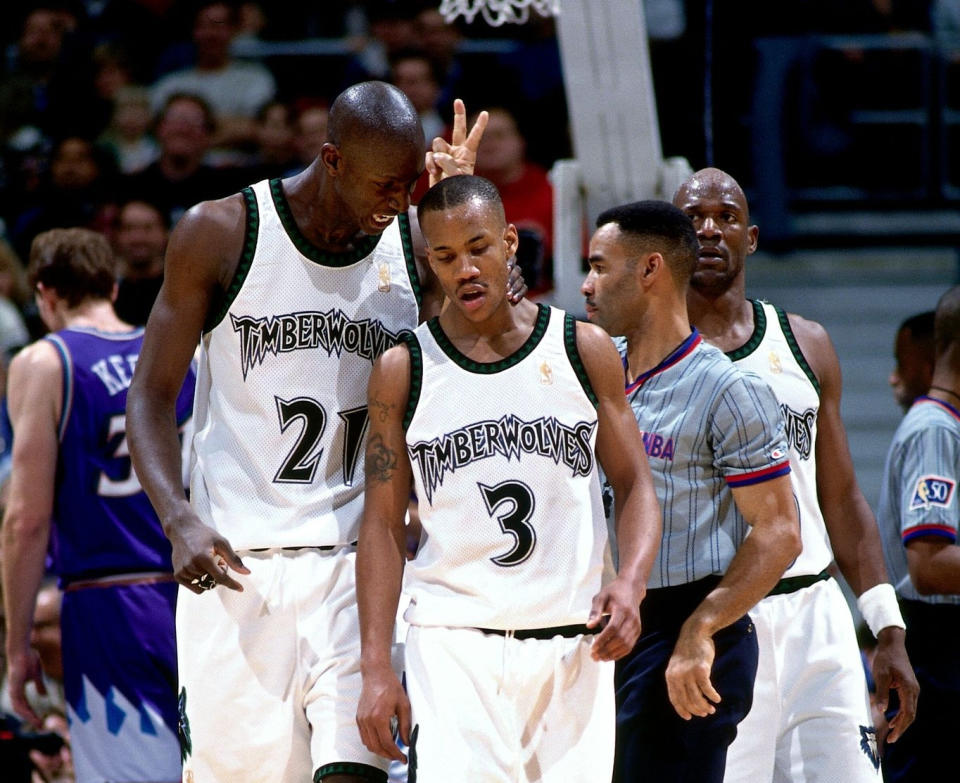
<box><xmin>138</xmin><ymin>202</ymin><xmax>240</xmax><ymax>399</ymax></box>
<box><xmin>5</xmin><ymin>344</ymin><xmax>62</xmax><ymax>519</ymax></box>
<box><xmin>730</xmin><ymin>474</ymin><xmax>797</xmax><ymax>532</ymax></box>
<box><xmin>576</xmin><ymin>323</ymin><xmax>646</xmax><ymax>491</ymax></box>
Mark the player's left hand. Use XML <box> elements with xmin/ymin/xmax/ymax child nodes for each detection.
<box><xmin>587</xmin><ymin>578</ymin><xmax>641</xmax><ymax>661</ymax></box>
<box><xmin>506</xmin><ymin>257</ymin><xmax>528</xmax><ymax>304</ymax></box>
<box><xmin>665</xmin><ymin>622</ymin><xmax>722</xmax><ymax>720</ymax></box>
<box><xmin>871</xmin><ymin>626</ymin><xmax>918</xmax><ymax>743</ymax></box>
<box><xmin>425</xmin><ymin>98</ymin><xmax>488</xmax><ymax>187</ymax></box>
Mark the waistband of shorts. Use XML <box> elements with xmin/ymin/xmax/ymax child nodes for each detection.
<box><xmin>641</xmin><ymin>574</ymin><xmax>724</xmax><ymax>629</ymax></box>
<box><xmin>473</xmin><ymin>623</ymin><xmax>598</xmax><ymax>641</ymax></box>
<box><xmin>246</xmin><ymin>543</ymin><xmax>356</xmax><ymax>553</ymax></box>
<box><xmin>766</xmin><ymin>569</ymin><xmax>831</xmax><ymax>597</ymax></box>
<box><xmin>63</xmin><ymin>571</ymin><xmax>176</xmax><ymax>592</ymax></box>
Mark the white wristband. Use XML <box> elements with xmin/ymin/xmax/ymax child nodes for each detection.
<box><xmin>857</xmin><ymin>583</ymin><xmax>906</xmax><ymax>637</ymax></box>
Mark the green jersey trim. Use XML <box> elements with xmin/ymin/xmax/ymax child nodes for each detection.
<box><xmin>564</xmin><ymin>313</ymin><xmax>598</xmax><ymax>408</ymax></box>
<box><xmin>397</xmin><ymin>211</ymin><xmax>423</xmax><ymax>311</ymax></box>
<box><xmin>204</xmin><ymin>186</ymin><xmax>258</xmax><ymax>333</ymax></box>
<box><xmin>724</xmin><ymin>299</ymin><xmax>767</xmax><ymax>361</ymax></box>
<box><xmin>775</xmin><ymin>304</ymin><xmax>821</xmax><ymax>395</ymax></box>
<box><xmin>426</xmin><ymin>303</ymin><xmax>551</xmax><ymax>374</ymax></box>
<box><xmin>269</xmin><ymin>178</ymin><xmax>382</xmax><ymax>266</ymax></box>
<box><xmin>401</xmin><ymin>330</ymin><xmax>422</xmax><ymax>431</ymax></box>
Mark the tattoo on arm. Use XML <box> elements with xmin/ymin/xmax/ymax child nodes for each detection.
<box><xmin>370</xmin><ymin>393</ymin><xmax>392</xmax><ymax>423</ymax></box>
<box><xmin>366</xmin><ymin>433</ymin><xmax>398</xmax><ymax>484</ymax></box>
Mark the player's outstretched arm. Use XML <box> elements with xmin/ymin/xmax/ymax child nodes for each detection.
<box><xmin>792</xmin><ymin>314</ymin><xmax>918</xmax><ymax>739</ymax></box>
<box><xmin>577</xmin><ymin>323</ymin><xmax>662</xmax><ymax>662</ymax></box>
<box><xmin>127</xmin><ymin>198</ymin><xmax>250</xmax><ymax>594</ymax></box>
<box><xmin>356</xmin><ymin>344</ymin><xmax>414</xmax><ymax>764</ymax></box>
<box><xmin>1</xmin><ymin>341</ymin><xmax>61</xmax><ymax>726</ymax></box>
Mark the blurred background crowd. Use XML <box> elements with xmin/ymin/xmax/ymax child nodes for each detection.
<box><xmin>0</xmin><ymin>2</ymin><xmax>956</xmax><ymax>779</ymax></box>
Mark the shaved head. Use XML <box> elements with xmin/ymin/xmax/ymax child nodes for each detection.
<box><xmin>673</xmin><ymin>167</ymin><xmax>750</xmax><ymax>222</ymax></box>
<box><xmin>328</xmin><ymin>80</ymin><xmax>424</xmax><ymax>153</ymax></box>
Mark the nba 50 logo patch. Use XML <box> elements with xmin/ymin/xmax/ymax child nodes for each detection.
<box><xmin>909</xmin><ymin>475</ymin><xmax>956</xmax><ymax>510</ymax></box>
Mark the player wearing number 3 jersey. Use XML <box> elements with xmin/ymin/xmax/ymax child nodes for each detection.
<box><xmin>126</xmin><ymin>82</ymin><xmax>524</xmax><ymax>783</ymax></box>
<box><xmin>356</xmin><ymin>176</ymin><xmax>661</xmax><ymax>783</ymax></box>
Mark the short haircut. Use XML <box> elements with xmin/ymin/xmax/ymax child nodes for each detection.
<box><xmin>161</xmin><ymin>92</ymin><xmax>216</xmax><ymax>133</ymax></box>
<box><xmin>595</xmin><ymin>200</ymin><xmax>698</xmax><ymax>284</ymax></box>
<box><xmin>416</xmin><ymin>174</ymin><xmax>505</xmax><ymax>229</ymax></box>
<box><xmin>328</xmin><ymin>81</ymin><xmax>422</xmax><ymax>151</ymax></box>
<box><xmin>116</xmin><ymin>198</ymin><xmax>171</xmax><ymax>231</ymax></box>
<box><xmin>934</xmin><ymin>285</ymin><xmax>960</xmax><ymax>356</ymax></box>
<box><xmin>28</xmin><ymin>228</ymin><xmax>118</xmax><ymax>308</ymax></box>
<box><xmin>899</xmin><ymin>310</ymin><xmax>935</xmax><ymax>342</ymax></box>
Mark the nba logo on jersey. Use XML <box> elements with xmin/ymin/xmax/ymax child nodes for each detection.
<box><xmin>768</xmin><ymin>351</ymin><xmax>782</xmax><ymax>374</ymax></box>
<box><xmin>539</xmin><ymin>361</ymin><xmax>553</xmax><ymax>385</ymax></box>
<box><xmin>909</xmin><ymin>475</ymin><xmax>955</xmax><ymax>510</ymax></box>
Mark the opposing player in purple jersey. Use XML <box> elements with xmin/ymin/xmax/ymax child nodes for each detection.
<box><xmin>2</xmin><ymin>228</ymin><xmax>195</xmax><ymax>783</ymax></box>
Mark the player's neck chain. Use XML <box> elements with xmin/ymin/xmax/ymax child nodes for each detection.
<box><xmin>928</xmin><ymin>385</ymin><xmax>960</xmax><ymax>405</ymax></box>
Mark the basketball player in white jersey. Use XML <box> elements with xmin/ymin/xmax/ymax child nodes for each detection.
<box><xmin>676</xmin><ymin>168</ymin><xmax>919</xmax><ymax>781</ymax></box>
<box><xmin>127</xmin><ymin>83</ymin><xmax>517</xmax><ymax>783</ymax></box>
<box><xmin>355</xmin><ymin>175</ymin><xmax>663</xmax><ymax>782</ymax></box>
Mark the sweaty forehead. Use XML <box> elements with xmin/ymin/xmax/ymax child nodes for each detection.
<box><xmin>678</xmin><ymin>175</ymin><xmax>746</xmax><ymax>212</ymax></box>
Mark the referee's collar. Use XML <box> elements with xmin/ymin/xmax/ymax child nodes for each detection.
<box><xmin>625</xmin><ymin>329</ymin><xmax>701</xmax><ymax>394</ymax></box>
<box><xmin>916</xmin><ymin>394</ymin><xmax>960</xmax><ymax>422</ymax></box>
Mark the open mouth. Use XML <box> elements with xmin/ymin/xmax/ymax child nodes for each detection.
<box><xmin>371</xmin><ymin>213</ymin><xmax>395</xmax><ymax>228</ymax></box>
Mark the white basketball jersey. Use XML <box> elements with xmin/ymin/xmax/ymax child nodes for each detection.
<box><xmin>729</xmin><ymin>300</ymin><xmax>833</xmax><ymax>576</ymax></box>
<box><xmin>402</xmin><ymin>305</ymin><xmax>609</xmax><ymax>630</ymax></box>
<box><xmin>190</xmin><ymin>178</ymin><xmax>420</xmax><ymax>550</ymax></box>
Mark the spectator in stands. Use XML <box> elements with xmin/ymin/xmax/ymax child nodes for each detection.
<box><xmin>890</xmin><ymin>310</ymin><xmax>936</xmax><ymax>414</ymax></box>
<box><xmin>473</xmin><ymin>106</ymin><xmax>554</xmax><ymax>294</ymax></box>
<box><xmin>8</xmin><ymin>136</ymin><xmax>118</xmax><ymax>262</ymax></box>
<box><xmin>0</xmin><ymin>5</ymin><xmax>71</xmax><ymax>147</ymax></box>
<box><xmin>413</xmin><ymin>6</ymin><xmax>465</xmax><ymax>109</ymax></box>
<box><xmin>150</xmin><ymin>0</ymin><xmax>277</xmax><ymax>155</ymax></box>
<box><xmin>0</xmin><ymin>240</ymin><xmax>31</xmax><ymax>360</ymax></box>
<box><xmin>112</xmin><ymin>200</ymin><xmax>169</xmax><ymax>326</ymax></box>
<box><xmin>290</xmin><ymin>102</ymin><xmax>329</xmax><ymax>174</ymax></box>
<box><xmin>98</xmin><ymin>86</ymin><xmax>160</xmax><ymax>175</ymax></box>
<box><xmin>341</xmin><ymin>1</ymin><xmax>419</xmax><ymax>88</ymax></box>
<box><xmin>390</xmin><ymin>48</ymin><xmax>449</xmax><ymax>145</ymax></box>
<box><xmin>29</xmin><ymin>706</ymin><xmax>74</xmax><ymax>783</ymax></box>
<box><xmin>121</xmin><ymin>93</ymin><xmax>238</xmax><ymax>228</ymax></box>
<box><xmin>244</xmin><ymin>101</ymin><xmax>298</xmax><ymax>180</ymax></box>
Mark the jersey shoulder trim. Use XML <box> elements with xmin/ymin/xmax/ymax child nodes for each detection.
<box><xmin>426</xmin><ymin>303</ymin><xmax>551</xmax><ymax>374</ymax></box>
<box><xmin>397</xmin><ymin>211</ymin><xmax>422</xmax><ymax>311</ymax></box>
<box><xmin>401</xmin><ymin>330</ymin><xmax>422</xmax><ymax>431</ymax></box>
<box><xmin>563</xmin><ymin>312</ymin><xmax>598</xmax><ymax>408</ymax></box>
<box><xmin>774</xmin><ymin>305</ymin><xmax>820</xmax><ymax>395</ymax></box>
<box><xmin>43</xmin><ymin>334</ymin><xmax>73</xmax><ymax>442</ymax></box>
<box><xmin>725</xmin><ymin>299</ymin><xmax>766</xmax><ymax>361</ymax></box>
<box><xmin>204</xmin><ymin>185</ymin><xmax>259</xmax><ymax>333</ymax></box>
<box><xmin>270</xmin><ymin>178</ymin><xmax>382</xmax><ymax>267</ymax></box>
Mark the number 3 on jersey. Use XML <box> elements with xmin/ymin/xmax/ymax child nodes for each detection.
<box><xmin>273</xmin><ymin>396</ymin><xmax>369</xmax><ymax>486</ymax></box>
<box><xmin>478</xmin><ymin>480</ymin><xmax>537</xmax><ymax>567</ymax></box>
